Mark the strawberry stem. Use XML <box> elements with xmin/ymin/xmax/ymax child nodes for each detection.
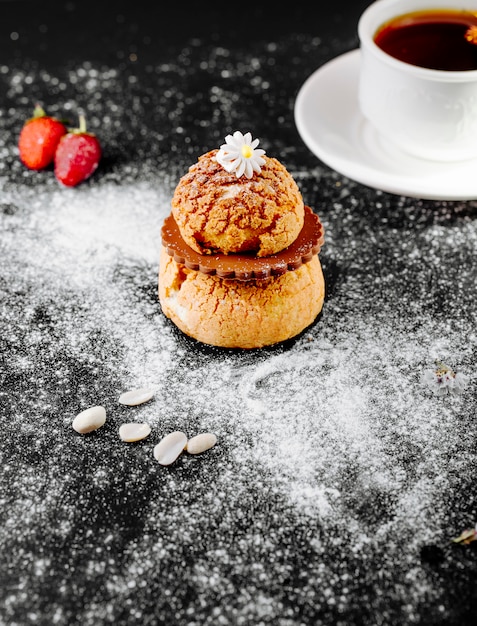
<box><xmin>33</xmin><ymin>104</ymin><xmax>46</xmax><ymax>118</ymax></box>
<box><xmin>78</xmin><ymin>114</ymin><xmax>87</xmax><ymax>134</ymax></box>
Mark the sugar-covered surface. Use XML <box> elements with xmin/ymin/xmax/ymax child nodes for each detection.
<box><xmin>1</xmin><ymin>1</ymin><xmax>477</xmax><ymax>625</ymax></box>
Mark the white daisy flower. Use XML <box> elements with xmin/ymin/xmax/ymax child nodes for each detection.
<box><xmin>216</xmin><ymin>131</ymin><xmax>266</xmax><ymax>179</ymax></box>
<box><xmin>421</xmin><ymin>361</ymin><xmax>470</xmax><ymax>396</ymax></box>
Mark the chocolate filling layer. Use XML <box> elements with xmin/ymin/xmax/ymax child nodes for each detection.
<box><xmin>161</xmin><ymin>205</ymin><xmax>325</xmax><ymax>280</ymax></box>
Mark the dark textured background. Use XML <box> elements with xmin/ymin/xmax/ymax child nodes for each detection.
<box><xmin>1</xmin><ymin>1</ymin><xmax>476</xmax><ymax>625</ymax></box>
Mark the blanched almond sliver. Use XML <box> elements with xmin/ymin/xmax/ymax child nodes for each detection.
<box><xmin>118</xmin><ymin>387</ymin><xmax>155</xmax><ymax>406</ymax></box>
<box><xmin>186</xmin><ymin>433</ymin><xmax>217</xmax><ymax>455</ymax></box>
<box><xmin>72</xmin><ymin>406</ymin><xmax>106</xmax><ymax>434</ymax></box>
<box><xmin>153</xmin><ymin>431</ymin><xmax>187</xmax><ymax>466</ymax></box>
<box><xmin>119</xmin><ymin>422</ymin><xmax>151</xmax><ymax>442</ymax></box>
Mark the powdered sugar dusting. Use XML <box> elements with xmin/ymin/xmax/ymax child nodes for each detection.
<box><xmin>1</xmin><ymin>29</ymin><xmax>477</xmax><ymax>626</ymax></box>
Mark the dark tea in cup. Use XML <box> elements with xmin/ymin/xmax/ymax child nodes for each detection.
<box><xmin>358</xmin><ymin>0</ymin><xmax>477</xmax><ymax>161</ymax></box>
<box><xmin>374</xmin><ymin>8</ymin><xmax>477</xmax><ymax>70</ymax></box>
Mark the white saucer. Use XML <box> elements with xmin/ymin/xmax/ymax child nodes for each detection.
<box><xmin>294</xmin><ymin>49</ymin><xmax>477</xmax><ymax>201</ymax></box>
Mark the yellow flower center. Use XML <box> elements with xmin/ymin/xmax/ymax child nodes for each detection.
<box><xmin>435</xmin><ymin>361</ymin><xmax>454</xmax><ymax>377</ymax></box>
<box><xmin>241</xmin><ymin>145</ymin><xmax>253</xmax><ymax>159</ymax></box>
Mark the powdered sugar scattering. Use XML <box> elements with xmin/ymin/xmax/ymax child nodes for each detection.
<box><xmin>1</xmin><ymin>41</ymin><xmax>477</xmax><ymax>626</ymax></box>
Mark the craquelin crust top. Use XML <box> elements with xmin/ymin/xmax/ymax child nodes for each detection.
<box><xmin>171</xmin><ymin>149</ymin><xmax>305</xmax><ymax>257</ymax></box>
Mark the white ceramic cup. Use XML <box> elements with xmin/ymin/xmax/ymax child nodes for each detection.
<box><xmin>358</xmin><ymin>0</ymin><xmax>477</xmax><ymax>161</ymax></box>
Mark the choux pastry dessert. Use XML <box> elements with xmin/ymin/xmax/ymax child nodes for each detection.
<box><xmin>158</xmin><ymin>131</ymin><xmax>325</xmax><ymax>349</ymax></box>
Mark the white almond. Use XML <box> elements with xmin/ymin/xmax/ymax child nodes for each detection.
<box><xmin>118</xmin><ymin>387</ymin><xmax>155</xmax><ymax>406</ymax></box>
<box><xmin>153</xmin><ymin>431</ymin><xmax>187</xmax><ymax>466</ymax></box>
<box><xmin>186</xmin><ymin>433</ymin><xmax>217</xmax><ymax>455</ymax></box>
<box><xmin>72</xmin><ymin>406</ymin><xmax>106</xmax><ymax>434</ymax></box>
<box><xmin>119</xmin><ymin>422</ymin><xmax>151</xmax><ymax>442</ymax></box>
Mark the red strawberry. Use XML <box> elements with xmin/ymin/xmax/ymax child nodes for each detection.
<box><xmin>54</xmin><ymin>115</ymin><xmax>102</xmax><ymax>187</ymax></box>
<box><xmin>18</xmin><ymin>104</ymin><xmax>67</xmax><ymax>170</ymax></box>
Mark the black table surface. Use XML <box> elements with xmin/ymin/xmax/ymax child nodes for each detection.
<box><xmin>1</xmin><ymin>1</ymin><xmax>477</xmax><ymax>625</ymax></box>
